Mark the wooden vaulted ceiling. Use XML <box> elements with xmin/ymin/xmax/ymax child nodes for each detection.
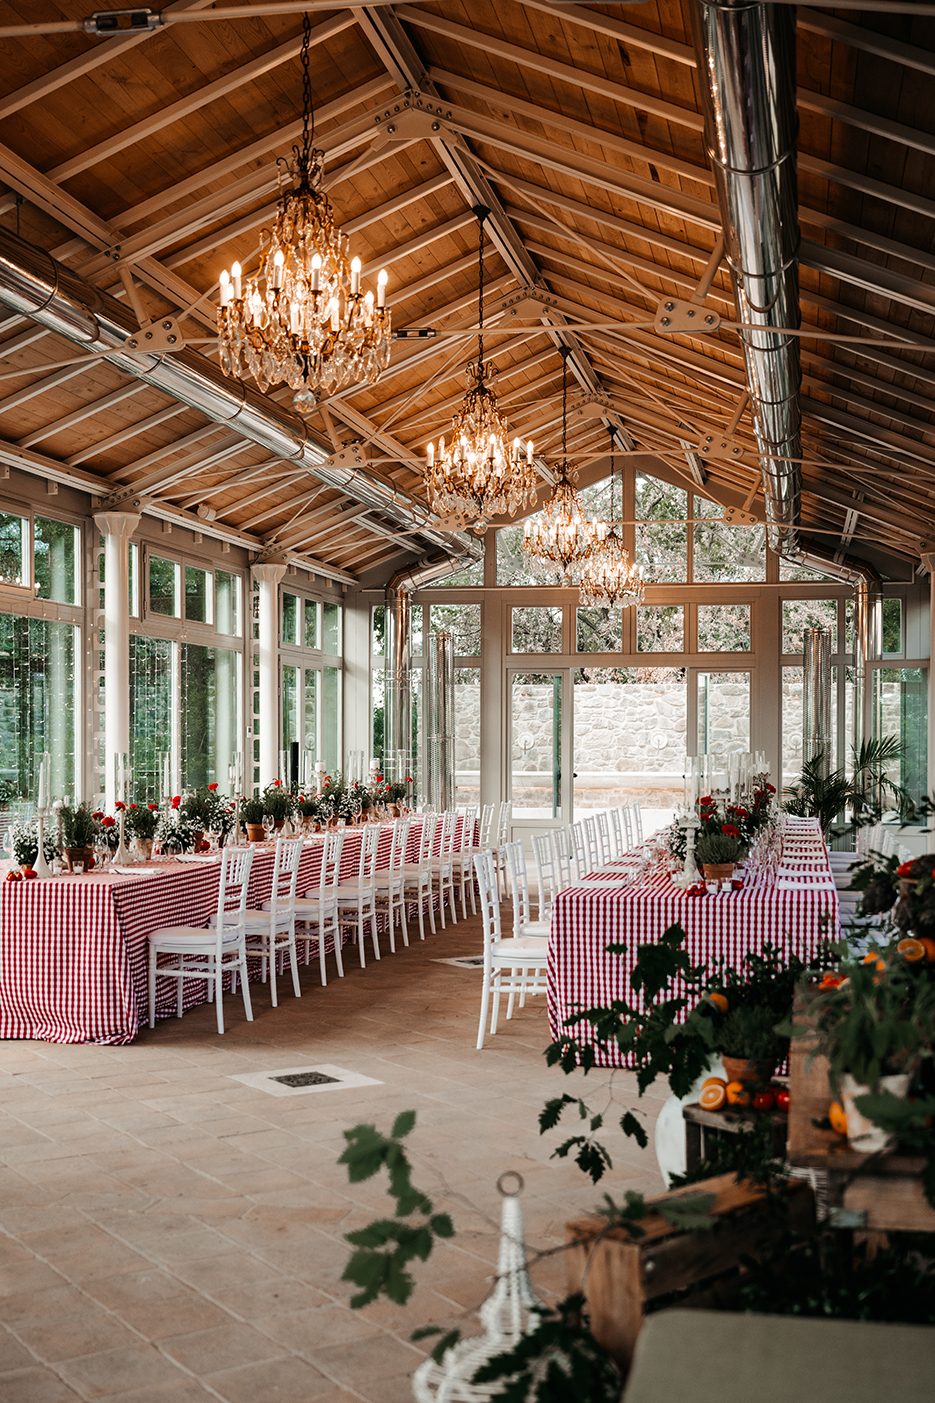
<box><xmin>0</xmin><ymin>1</ymin><xmax>934</xmax><ymax>583</ymax></box>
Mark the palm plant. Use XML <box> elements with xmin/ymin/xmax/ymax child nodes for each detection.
<box><xmin>783</xmin><ymin>735</ymin><xmax>908</xmax><ymax>836</ymax></box>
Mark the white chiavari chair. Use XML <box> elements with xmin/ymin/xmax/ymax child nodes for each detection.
<box><xmin>148</xmin><ymin>845</ymin><xmax>255</xmax><ymax>1036</ymax></box>
<box><xmin>373</xmin><ymin>818</ymin><xmax>410</xmax><ymax>952</ymax></box>
<box><xmin>335</xmin><ymin>821</ymin><xmax>381</xmax><ymax>966</ymax></box>
<box><xmin>503</xmin><ymin>841</ymin><xmax>550</xmax><ymax>938</ymax></box>
<box><xmin>474</xmin><ymin>851</ymin><xmax>548</xmax><ymax>1050</ymax></box>
<box><xmin>531</xmin><ymin>832</ymin><xmax>560</xmax><ymax>919</ymax></box>
<box><xmin>550</xmin><ymin>827</ymin><xmax>575</xmax><ymax>890</ymax></box>
<box><xmin>400</xmin><ymin>813</ymin><xmax>439</xmax><ymax>940</ymax></box>
<box><xmin>235</xmin><ymin>835</ymin><xmax>303</xmax><ymax>1007</ymax></box>
<box><xmin>293</xmin><ymin>827</ymin><xmax>345</xmax><ymax>985</ymax></box>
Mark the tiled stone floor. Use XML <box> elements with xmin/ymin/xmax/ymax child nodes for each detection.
<box><xmin>0</xmin><ymin>907</ymin><xmax>662</xmax><ymax>1402</ymax></box>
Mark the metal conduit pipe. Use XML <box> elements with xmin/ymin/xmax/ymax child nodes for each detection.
<box><xmin>691</xmin><ymin>0</ymin><xmax>880</xmax><ymax>754</ymax></box>
<box><xmin>0</xmin><ymin>228</ymin><xmax>479</xmax><ymax>564</ymax></box>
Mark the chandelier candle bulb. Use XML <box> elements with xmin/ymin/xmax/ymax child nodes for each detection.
<box><xmin>310</xmin><ymin>252</ymin><xmax>321</xmax><ymax>292</ymax></box>
<box><xmin>351</xmin><ymin>256</ymin><xmax>361</xmax><ymax>296</ymax></box>
<box><xmin>272</xmin><ymin>249</ymin><xmax>284</xmax><ymax>290</ymax></box>
<box><xmin>219</xmin><ymin>269</ymin><xmax>231</xmax><ymax>306</ymax></box>
<box><xmin>377</xmin><ymin>269</ymin><xmax>387</xmax><ymax>308</ymax></box>
<box><xmin>231</xmin><ymin>261</ymin><xmax>242</xmax><ymax>300</ymax></box>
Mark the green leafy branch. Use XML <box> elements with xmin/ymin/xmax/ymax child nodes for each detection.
<box><xmin>471</xmin><ymin>1293</ymin><xmax>622</xmax><ymax>1403</ymax></box>
<box><xmin>339</xmin><ymin>1111</ymin><xmax>454</xmax><ymax>1307</ymax></box>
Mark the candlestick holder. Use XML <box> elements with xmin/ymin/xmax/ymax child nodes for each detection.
<box><xmin>671</xmin><ymin>811</ymin><xmax>701</xmax><ymax>890</ymax></box>
<box><xmin>33</xmin><ymin>806</ymin><xmax>52</xmax><ymax>878</ymax></box>
<box><xmin>114</xmin><ymin>808</ymin><xmax>132</xmax><ymax>865</ymax></box>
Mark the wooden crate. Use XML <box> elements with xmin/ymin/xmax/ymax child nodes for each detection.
<box><xmin>565</xmin><ymin>1173</ymin><xmax>814</xmax><ymax>1370</ymax></box>
<box><xmin>787</xmin><ymin>999</ymin><xmax>935</xmax><ymax>1234</ymax></box>
<box><xmin>683</xmin><ymin>1101</ymin><xmax>787</xmax><ymax>1173</ymax></box>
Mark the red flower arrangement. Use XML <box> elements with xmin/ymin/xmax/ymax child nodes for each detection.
<box><xmin>171</xmin><ymin>795</ymin><xmax>181</xmax><ymax>810</ymax></box>
<box><xmin>101</xmin><ymin>816</ymin><xmax>116</xmax><ymax>828</ymax></box>
<box><xmin>721</xmin><ymin>822</ymin><xmax>741</xmax><ymax>838</ymax></box>
<box><xmin>114</xmin><ymin>801</ymin><xmax>126</xmax><ymax>811</ymax></box>
<box><xmin>208</xmin><ymin>782</ymin><xmax>219</xmax><ymax>791</ymax></box>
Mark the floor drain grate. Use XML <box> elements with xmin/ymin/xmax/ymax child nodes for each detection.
<box><xmin>231</xmin><ymin>1063</ymin><xmax>383</xmax><ymax>1097</ymax></box>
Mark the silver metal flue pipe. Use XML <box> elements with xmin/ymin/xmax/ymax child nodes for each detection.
<box><xmin>0</xmin><ymin>228</ymin><xmax>478</xmax><ymax>565</ymax></box>
<box><xmin>691</xmin><ymin>0</ymin><xmax>802</xmax><ymax>554</ymax></box>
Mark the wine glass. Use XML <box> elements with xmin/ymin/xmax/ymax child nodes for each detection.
<box><xmin>262</xmin><ymin>813</ymin><xmax>275</xmax><ymax>843</ymax></box>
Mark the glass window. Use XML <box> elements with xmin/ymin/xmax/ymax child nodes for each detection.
<box><xmin>0</xmin><ymin>512</ymin><xmax>27</xmax><ymax>586</ymax></box>
<box><xmin>779</xmin><ymin>557</ymin><xmax>832</xmax><ymax>582</ymax></box>
<box><xmin>692</xmin><ymin>499</ymin><xmax>765</xmax><ymax>583</ymax></box>
<box><xmin>781</xmin><ymin>665</ymin><xmax>804</xmax><ymax>785</ymax></box>
<box><xmin>371</xmin><ymin>604</ymin><xmax>385</xmax><ymax>657</ymax></box>
<box><xmin>635</xmin><ymin>475</ymin><xmax>687</xmax><ymax>583</ymax></box>
<box><xmin>180</xmin><ymin>642</ymin><xmax>240</xmax><ymax>790</ymax></box>
<box><xmin>34</xmin><ymin>517</ymin><xmax>78</xmax><ymax>604</ymax></box>
<box><xmin>0</xmin><ymin>613</ymin><xmax>78</xmax><ymax>800</ymax></box>
<box><xmin>184</xmin><ymin>565</ymin><xmax>211</xmax><ymax>624</ymax></box>
<box><xmin>321</xmin><ymin>665</ymin><xmax>341</xmax><ymax>770</ymax></box>
<box><xmin>281</xmin><ymin>663</ymin><xmax>298</xmax><ymax>756</ymax></box>
<box><xmin>282</xmin><ymin>591</ymin><xmax>299</xmax><ymax>646</ymax></box>
<box><xmin>304</xmin><ymin>598</ymin><xmax>319</xmax><ymax>649</ymax></box>
<box><xmin>697</xmin><ymin>603</ymin><xmax>751</xmax><ymax>652</ymax></box>
<box><xmin>697</xmin><ymin>670</ymin><xmax>751</xmax><ymax>755</ymax></box>
<box><xmin>149</xmin><ymin>555</ymin><xmax>179</xmax><ymax>617</ymax></box>
<box><xmin>881</xmin><ymin>598</ymin><xmax>902</xmax><ymax>657</ymax></box>
<box><xmin>511</xmin><ymin>671</ymin><xmax>563</xmax><ymax>819</ymax></box>
<box><xmin>130</xmin><ymin>634</ymin><xmax>174</xmax><ymax>800</ymax></box>
<box><xmin>454</xmin><ymin>666</ymin><xmax>480</xmax><ymax>807</ymax></box>
<box><xmin>576</xmin><ymin>607</ymin><xmax>622</xmax><ymax>653</ymax></box>
<box><xmin>410</xmin><ymin>603</ymin><xmax>423</xmax><ymax>659</ymax></box>
<box><xmin>497</xmin><ymin>522</ymin><xmax>564</xmax><ymax>586</ymax></box>
<box><xmin>637</xmin><ymin>605</ymin><xmax>683</xmax><ymax>653</ymax></box>
<box><xmin>215</xmin><ymin>570</ymin><xmax>241</xmax><ymax>637</ymax></box>
<box><xmin>322</xmin><ymin>601</ymin><xmax>342</xmax><ymax>655</ymax></box>
<box><xmin>303</xmin><ymin>670</ymin><xmax>319</xmax><ymax>773</ymax></box>
<box><xmin>782</xmin><ymin>599</ymin><xmax>838</xmax><ymax>654</ymax></box>
<box><xmin>129</xmin><ymin>542</ymin><xmax>139</xmax><ymax>618</ymax></box>
<box><xmin>511</xmin><ymin>606</ymin><xmax>563</xmax><ymax>653</ymax></box>
<box><xmin>429</xmin><ymin>603</ymin><xmax>481</xmax><ymax>656</ymax></box>
<box><xmin>873</xmin><ymin>666</ymin><xmax>928</xmax><ymax>802</ymax></box>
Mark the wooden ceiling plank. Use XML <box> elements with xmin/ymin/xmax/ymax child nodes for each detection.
<box><xmin>19</xmin><ymin>383</ymin><xmax>142</xmax><ymax>450</ymax></box>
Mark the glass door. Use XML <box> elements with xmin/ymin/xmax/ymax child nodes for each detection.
<box><xmin>508</xmin><ymin>670</ymin><xmax>566</xmax><ymax>824</ymax></box>
<box><xmin>696</xmin><ymin>668</ymin><xmax>752</xmax><ymax>758</ymax></box>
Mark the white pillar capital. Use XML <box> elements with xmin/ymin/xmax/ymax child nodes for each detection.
<box><xmin>93</xmin><ymin>510</ymin><xmax>141</xmax><ymax>542</ymax></box>
<box><xmin>251</xmin><ymin>561</ymin><xmax>287</xmax><ymax>587</ymax></box>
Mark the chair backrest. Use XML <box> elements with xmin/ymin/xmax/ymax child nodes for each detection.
<box><xmin>435</xmin><ymin>810</ymin><xmax>455</xmax><ymax>861</ymax></box>
<box><xmin>503</xmin><ymin>840</ymin><xmax>534</xmax><ymax>933</ymax></box>
<box><xmin>629</xmin><ymin>803</ymin><xmax>644</xmax><ymax>844</ymax></box>
<box><xmin>319</xmin><ymin>827</ymin><xmax>344</xmax><ymax>891</ymax></box>
<box><xmin>460</xmin><ymin>805</ymin><xmax>478</xmax><ymax>838</ymax></box>
<box><xmin>496</xmin><ymin>800</ymin><xmax>512</xmax><ymax>844</ymax></box>
<box><xmin>570</xmin><ymin>820</ymin><xmax>589</xmax><ymax>880</ymax></box>
<box><xmin>390</xmin><ymin>818</ymin><xmax>411</xmax><ymax>872</ymax></box>
<box><xmin>269</xmin><ymin>836</ymin><xmax>303</xmax><ymax>915</ymax></box>
<box><xmin>359</xmin><ymin>821</ymin><xmax>381</xmax><ymax>883</ymax></box>
<box><xmin>594</xmin><ymin>810</ymin><xmax>612</xmax><ymax>865</ymax></box>
<box><xmin>474</xmin><ymin>850</ymin><xmax>502</xmax><ymax>958</ymax></box>
<box><xmin>582</xmin><ymin>815</ymin><xmax>601</xmax><ymax>870</ymax></box>
<box><xmin>607</xmin><ymin>807</ymin><xmax>625</xmax><ymax>857</ymax></box>
<box><xmin>418</xmin><ymin>813</ymin><xmax>438</xmax><ymax>863</ymax></box>
<box><xmin>478</xmin><ymin>803</ymin><xmax>496</xmax><ymax>844</ymax></box>
<box><xmin>550</xmin><ymin>827</ymin><xmax>574</xmax><ymax>889</ymax></box>
<box><xmin>215</xmin><ymin>845</ymin><xmax>254</xmax><ymax>946</ymax></box>
<box><xmin>532</xmin><ymin>832</ymin><xmax>556</xmax><ymax>915</ymax></box>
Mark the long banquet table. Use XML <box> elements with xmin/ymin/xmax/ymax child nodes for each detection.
<box><xmin>0</xmin><ymin>818</ymin><xmax>427</xmax><ymax>1046</ymax></box>
<box><xmin>547</xmin><ymin>824</ymin><xmax>840</xmax><ymax>1067</ymax></box>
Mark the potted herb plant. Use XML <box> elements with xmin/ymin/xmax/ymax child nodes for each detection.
<box><xmin>240</xmin><ymin>796</ymin><xmax>266</xmax><ymax>843</ymax></box>
<box><xmin>695</xmin><ymin>828</ymin><xmax>745</xmax><ymax>886</ymax></box>
<box><xmin>61</xmin><ymin>802</ymin><xmax>99</xmax><ymax>871</ymax></box>
<box><xmin>294</xmin><ymin>792</ymin><xmax>320</xmax><ymax>832</ymax></box>
<box><xmin>262</xmin><ymin>780</ymin><xmax>293</xmax><ymax>830</ymax></box>
<box><xmin>125</xmin><ymin>801</ymin><xmax>159</xmax><ymax>860</ymax></box>
<box><xmin>154</xmin><ymin>811</ymin><xmax>198</xmax><ymax>856</ymax></box>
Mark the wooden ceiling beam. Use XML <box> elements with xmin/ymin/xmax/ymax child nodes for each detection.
<box><xmin>19</xmin><ymin>384</ymin><xmax>142</xmax><ymax>450</ymax></box>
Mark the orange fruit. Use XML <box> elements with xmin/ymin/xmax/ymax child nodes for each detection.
<box><xmin>897</xmin><ymin>936</ymin><xmax>935</xmax><ymax>964</ymax></box>
<box><xmin>699</xmin><ymin>1078</ymin><xmax>727</xmax><ymax>1111</ymax></box>
<box><xmin>705</xmin><ymin>991</ymin><xmax>729</xmax><ymax>1014</ymax></box>
<box><xmin>828</xmin><ymin>1101</ymin><xmax>848</xmax><ymax>1136</ymax></box>
<box><xmin>862</xmin><ymin>952</ymin><xmax>885</xmax><ymax>972</ymax></box>
<box><xmin>725</xmin><ymin>1080</ymin><xmax>752</xmax><ymax>1109</ymax></box>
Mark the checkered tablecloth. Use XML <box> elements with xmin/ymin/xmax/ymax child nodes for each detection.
<box><xmin>547</xmin><ymin>842</ymin><xmax>839</xmax><ymax>1068</ymax></box>
<box><xmin>0</xmin><ymin>817</ymin><xmax>436</xmax><ymax>1046</ymax></box>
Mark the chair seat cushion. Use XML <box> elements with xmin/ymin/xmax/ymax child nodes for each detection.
<box><xmin>492</xmin><ymin>936</ymin><xmax>548</xmax><ymax>959</ymax></box>
<box><xmin>149</xmin><ymin>924</ymin><xmax>239</xmax><ymax>950</ymax></box>
<box><xmin>517</xmin><ymin>920</ymin><xmax>551</xmax><ymax>938</ymax></box>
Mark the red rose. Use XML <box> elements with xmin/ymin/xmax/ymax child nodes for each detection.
<box><xmin>114</xmin><ymin>801</ymin><xmax>126</xmax><ymax>811</ymax></box>
<box><xmin>102</xmin><ymin>816</ymin><xmax>116</xmax><ymax>828</ymax></box>
<box><xmin>405</xmin><ymin>776</ymin><xmax>412</xmax><ymax>783</ymax></box>
<box><xmin>129</xmin><ymin>803</ymin><xmax>138</xmax><ymax>810</ymax></box>
<box><xmin>273</xmin><ymin>779</ymin><xmax>282</xmax><ymax>787</ymax></box>
<box><xmin>91</xmin><ymin>810</ymin><xmax>104</xmax><ymax>820</ymax></box>
<box><xmin>766</xmin><ymin>783</ymin><xmax>776</xmax><ymax>794</ymax></box>
<box><xmin>375</xmin><ymin>774</ymin><xmax>383</xmax><ymax>783</ymax></box>
<box><xmin>208</xmin><ymin>782</ymin><xmax>218</xmax><ymax>791</ymax></box>
<box><xmin>171</xmin><ymin>796</ymin><xmax>181</xmax><ymax>810</ymax></box>
<box><xmin>721</xmin><ymin>823</ymin><xmax>741</xmax><ymax>838</ymax></box>
<box><xmin>698</xmin><ymin>795</ymin><xmax>713</xmax><ymax>805</ymax></box>
<box><xmin>148</xmin><ymin>803</ymin><xmax>158</xmax><ymax>811</ymax></box>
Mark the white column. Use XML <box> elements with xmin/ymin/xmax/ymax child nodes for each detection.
<box><xmin>252</xmin><ymin>562</ymin><xmax>286</xmax><ymax>789</ymax></box>
<box><xmin>924</xmin><ymin>560</ymin><xmax>935</xmax><ymax>796</ymax></box>
<box><xmin>93</xmin><ymin>510</ymin><xmax>140</xmax><ymax>808</ymax></box>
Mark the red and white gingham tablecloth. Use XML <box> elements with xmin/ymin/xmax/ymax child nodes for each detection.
<box><xmin>547</xmin><ymin>846</ymin><xmax>839</xmax><ymax>1067</ymax></box>
<box><xmin>0</xmin><ymin>817</ymin><xmax>437</xmax><ymax>1046</ymax></box>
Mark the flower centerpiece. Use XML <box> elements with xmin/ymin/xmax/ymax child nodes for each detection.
<box><xmin>294</xmin><ymin>792</ymin><xmax>321</xmax><ymax>832</ymax></box>
<box><xmin>10</xmin><ymin>818</ymin><xmax>59</xmax><ymax>874</ymax></box>
<box><xmin>338</xmin><ymin>781</ymin><xmax>363</xmax><ymax>824</ymax></box>
<box><xmin>125</xmin><ymin>801</ymin><xmax>159</xmax><ymax>859</ymax></box>
<box><xmin>154</xmin><ymin>810</ymin><xmax>199</xmax><ymax>856</ymax></box>
<box><xmin>181</xmin><ymin>783</ymin><xmax>235</xmax><ymax>847</ymax></box>
<box><xmin>262</xmin><ymin>779</ymin><xmax>294</xmax><ymax>830</ymax></box>
<box><xmin>60</xmin><ymin>802</ymin><xmax>100</xmax><ymax>870</ymax></box>
<box><xmin>317</xmin><ymin>774</ymin><xmax>342</xmax><ymax>826</ymax></box>
<box><xmin>694</xmin><ymin>821</ymin><xmax>746</xmax><ymax>886</ymax></box>
<box><xmin>240</xmin><ymin>796</ymin><xmax>266</xmax><ymax>842</ymax></box>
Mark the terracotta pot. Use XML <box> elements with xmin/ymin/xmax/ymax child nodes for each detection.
<box><xmin>841</xmin><ymin>1071</ymin><xmax>910</xmax><ymax>1153</ymax></box>
<box><xmin>64</xmin><ymin>845</ymin><xmax>94</xmax><ymax>872</ymax></box>
<box><xmin>721</xmin><ymin>1054</ymin><xmax>775</xmax><ymax>1088</ymax></box>
<box><xmin>701</xmin><ymin>862</ymin><xmax>735</xmax><ymax>885</ymax></box>
<box><xmin>245</xmin><ymin>823</ymin><xmax>266</xmax><ymax>843</ymax></box>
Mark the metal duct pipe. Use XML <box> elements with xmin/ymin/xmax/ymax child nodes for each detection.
<box><xmin>0</xmin><ymin>228</ymin><xmax>479</xmax><ymax>564</ymax></box>
<box><xmin>425</xmin><ymin>629</ymin><xmax>455</xmax><ymax>813</ymax></box>
<box><xmin>383</xmin><ymin>555</ymin><xmax>465</xmax><ymax>791</ymax></box>
<box><xmin>692</xmin><ymin>0</ymin><xmax>802</xmax><ymax>554</ymax></box>
<box><xmin>802</xmin><ymin>626</ymin><xmax>832</xmax><ymax>777</ymax></box>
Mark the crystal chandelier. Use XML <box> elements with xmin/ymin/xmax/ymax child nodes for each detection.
<box><xmin>424</xmin><ymin>208</ymin><xmax>537</xmax><ymax>527</ymax></box>
<box><xmin>523</xmin><ymin>348</ymin><xmax>600</xmax><ymax>577</ymax></box>
<box><xmin>578</xmin><ymin>428</ymin><xmax>645</xmax><ymax>608</ymax></box>
<box><xmin>216</xmin><ymin>14</ymin><xmax>391</xmax><ymax>414</ymax></box>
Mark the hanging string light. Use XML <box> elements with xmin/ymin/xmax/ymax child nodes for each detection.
<box><xmin>522</xmin><ymin>348</ymin><xmax>601</xmax><ymax>576</ymax></box>
<box><xmin>578</xmin><ymin>427</ymin><xmax>645</xmax><ymax>608</ymax></box>
<box><xmin>216</xmin><ymin>14</ymin><xmax>391</xmax><ymax>413</ymax></box>
<box><xmin>424</xmin><ymin>208</ymin><xmax>537</xmax><ymax>527</ymax></box>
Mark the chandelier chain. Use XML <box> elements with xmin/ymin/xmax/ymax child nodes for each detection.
<box><xmin>299</xmin><ymin>12</ymin><xmax>314</xmax><ymax>186</ymax></box>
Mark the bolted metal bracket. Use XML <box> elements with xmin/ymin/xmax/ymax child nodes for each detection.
<box><xmin>655</xmin><ymin>298</ymin><xmax>720</xmax><ymax>335</ymax></box>
<box><xmin>124</xmin><ymin>317</ymin><xmax>184</xmax><ymax>354</ymax></box>
<box><xmin>697</xmin><ymin>430</ymin><xmax>747</xmax><ymax>465</ymax></box>
<box><xmin>722</xmin><ymin>502</ymin><xmax>759</xmax><ymax>526</ymax></box>
<box><xmin>490</xmin><ymin>286</ymin><xmax>562</xmax><ymax>325</ymax></box>
<box><xmin>372</xmin><ymin>91</ymin><xmax>454</xmax><ymax>141</ymax></box>
<box><xmin>99</xmin><ymin>491</ymin><xmax>145</xmax><ymax>512</ymax></box>
<box><xmin>327</xmin><ymin>444</ymin><xmax>369</xmax><ymax>472</ymax></box>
